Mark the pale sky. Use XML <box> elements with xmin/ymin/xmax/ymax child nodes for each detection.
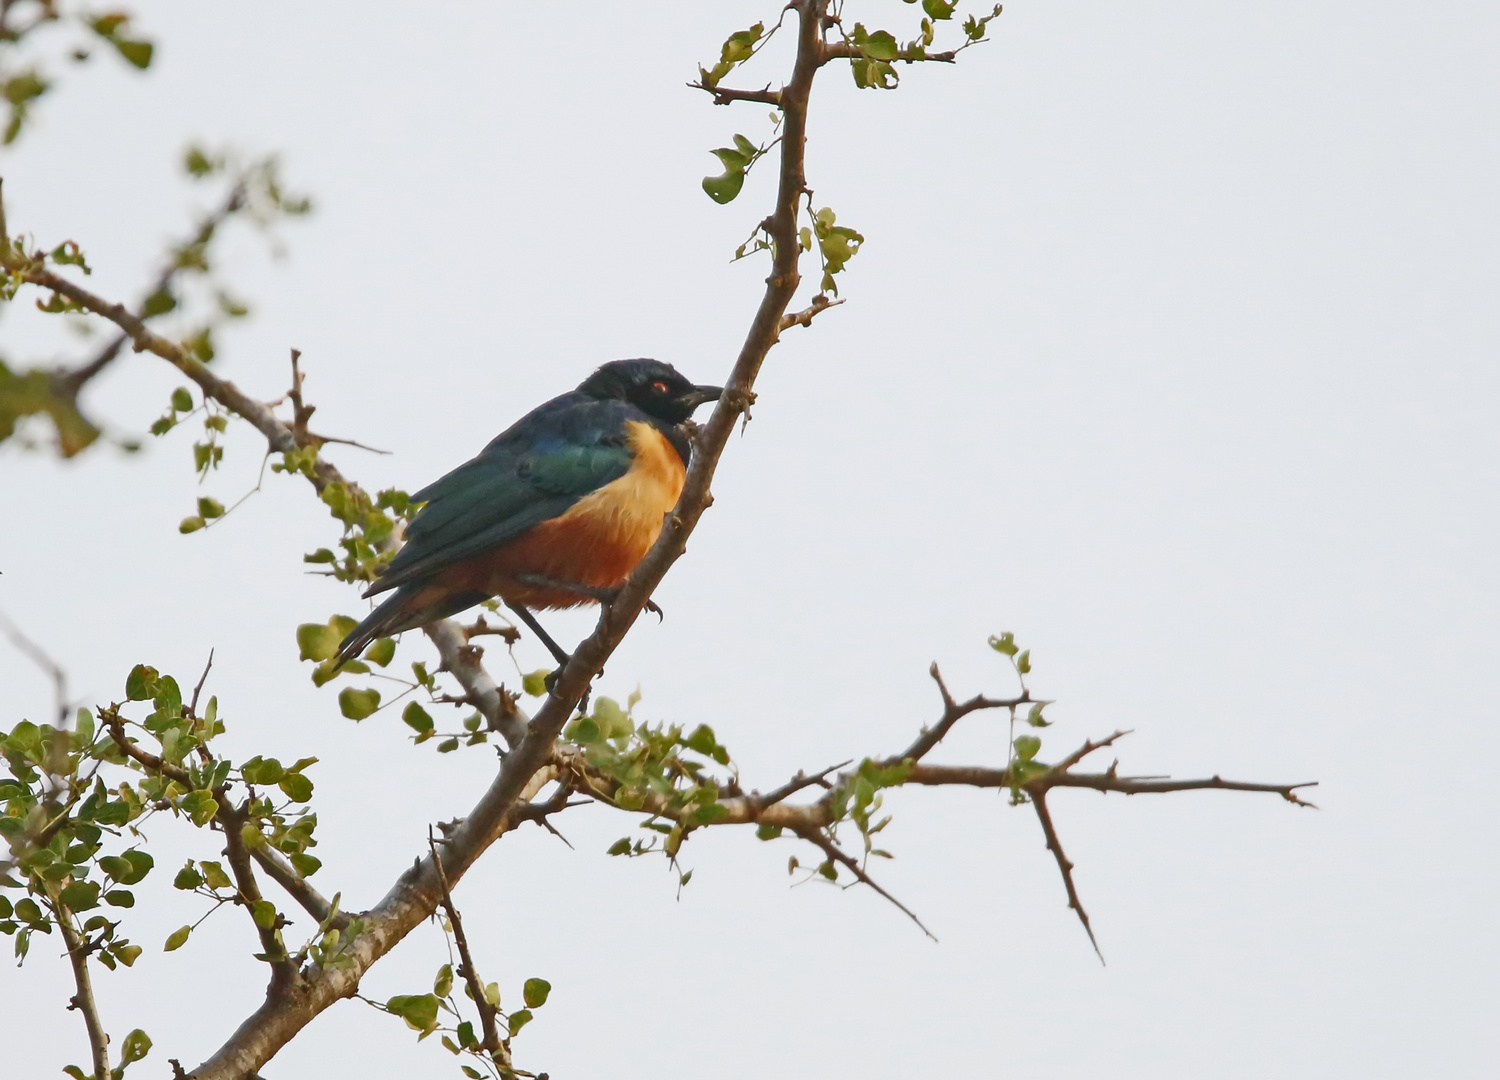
<box><xmin>3</xmin><ymin>2</ymin><xmax>1496</xmax><ymax>1077</ymax></box>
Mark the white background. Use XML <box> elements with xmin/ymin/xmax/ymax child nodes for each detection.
<box><xmin>2</xmin><ymin>2</ymin><xmax>1496</xmax><ymax>1077</ymax></box>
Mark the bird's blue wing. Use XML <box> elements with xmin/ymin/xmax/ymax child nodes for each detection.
<box><xmin>365</xmin><ymin>399</ymin><xmax>637</xmax><ymax>596</ymax></box>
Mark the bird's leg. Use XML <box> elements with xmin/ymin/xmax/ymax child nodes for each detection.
<box><xmin>504</xmin><ymin>600</ymin><xmax>570</xmax><ymax>666</ymax></box>
<box><xmin>503</xmin><ymin>601</ymin><xmax>595</xmax><ymax>711</ymax></box>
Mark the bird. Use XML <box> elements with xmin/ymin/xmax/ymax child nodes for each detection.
<box><xmin>334</xmin><ymin>359</ymin><xmax>722</xmax><ymax>670</ymax></box>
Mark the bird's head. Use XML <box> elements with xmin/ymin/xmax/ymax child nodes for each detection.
<box><xmin>578</xmin><ymin>359</ymin><xmax>723</xmax><ymax>424</ymax></box>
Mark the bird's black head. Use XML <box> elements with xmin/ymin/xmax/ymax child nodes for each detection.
<box><xmin>577</xmin><ymin>359</ymin><xmax>723</xmax><ymax>424</ymax></box>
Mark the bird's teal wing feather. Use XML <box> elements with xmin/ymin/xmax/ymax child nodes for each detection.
<box><xmin>365</xmin><ymin>406</ymin><xmax>637</xmax><ymax>596</ymax></box>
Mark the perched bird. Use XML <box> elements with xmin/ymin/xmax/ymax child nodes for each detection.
<box><xmin>335</xmin><ymin>359</ymin><xmax>722</xmax><ymax>668</ymax></box>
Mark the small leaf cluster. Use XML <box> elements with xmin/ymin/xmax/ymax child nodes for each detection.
<box><xmin>696</xmin><ymin>21</ymin><xmax>770</xmax><ymax>89</ymax></box>
<box><xmin>582</xmin><ymin>692</ymin><xmax>740</xmax><ymax>873</ymax></box>
<box><xmin>989</xmin><ymin>632</ymin><xmax>1055</xmax><ymax>800</ymax></box>
<box><xmin>844</xmin><ymin>1</ymin><xmax>1005</xmax><ymax>90</ymax></box>
<box><xmin>1</xmin><ymin>710</ymin><xmax>152</xmax><ymax>969</ymax></box>
<box><xmin>0</xmin><ymin>3</ymin><xmax>154</xmax><ymax>146</ymax></box>
<box><xmin>300</xmin><ymin>484</ymin><xmax>412</xmax><ymax>585</ymax></box>
<box><xmin>702</xmin><ymin>130</ymin><xmax>776</xmax><ymax>206</ymax></box>
<box><xmin>383</xmin><ymin>961</ymin><xmax>553</xmax><ymax>1078</ymax></box>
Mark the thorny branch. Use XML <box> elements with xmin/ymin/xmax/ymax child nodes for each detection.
<box><xmin>558</xmin><ymin>667</ymin><xmax>1314</xmax><ymax>954</ymax></box>
<box><xmin>0</xmin><ymin>3</ymin><xmax>1314</xmax><ymax>1077</ymax></box>
<box><xmin>429</xmin><ymin>828</ymin><xmax>509</xmax><ymax>1071</ymax></box>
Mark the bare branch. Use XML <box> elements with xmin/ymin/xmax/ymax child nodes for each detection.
<box><xmin>791</xmin><ymin>825</ymin><xmax>936</xmax><ymax>941</ymax></box>
<box><xmin>689</xmin><ymin>80</ymin><xmax>783</xmax><ymax>106</ymax></box>
<box><xmin>756</xmin><ymin>760</ymin><xmax>851</xmax><ymax>808</ymax></box>
<box><xmin>56</xmin><ymin>907</ymin><xmax>111</xmax><ymax>1080</ymax></box>
<box><xmin>777</xmin><ymin>292</ymin><xmax>844</xmax><ymax>332</ymax></box>
<box><xmin>895</xmin><ymin>665</ymin><xmax>1023</xmax><ymax>764</ymax></box>
<box><xmin>1030</xmin><ymin>790</ymin><xmax>1103</xmax><ymax>963</ymax></box>
<box><xmin>428</xmin><ymin>828</ymin><xmax>509</xmax><ymax>1070</ymax></box>
<box><xmin>424</xmin><ymin>619</ymin><xmax>529</xmax><ymax>749</ymax></box>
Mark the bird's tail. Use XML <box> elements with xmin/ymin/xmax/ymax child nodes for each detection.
<box><xmin>333</xmin><ymin>592</ymin><xmax>412</xmax><ymax>668</ymax></box>
<box><xmin>333</xmin><ymin>585</ymin><xmax>491</xmax><ymax>668</ymax></box>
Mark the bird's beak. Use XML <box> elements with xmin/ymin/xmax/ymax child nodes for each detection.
<box><xmin>685</xmin><ymin>385</ymin><xmax>724</xmax><ymax>411</ymax></box>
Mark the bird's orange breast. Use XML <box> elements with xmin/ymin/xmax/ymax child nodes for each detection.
<box><xmin>440</xmin><ymin>420</ymin><xmax>686</xmax><ymax>609</ymax></box>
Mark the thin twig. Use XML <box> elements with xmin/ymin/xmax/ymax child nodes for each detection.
<box><xmin>792</xmin><ymin>826</ymin><xmax>936</xmax><ymax>941</ymax></box>
<box><xmin>1030</xmin><ymin>789</ymin><xmax>1104</xmax><ymax>964</ymax></box>
<box><xmin>0</xmin><ymin>606</ymin><xmax>69</xmax><ymax>724</ymax></box>
<box><xmin>428</xmin><ymin>829</ymin><xmax>509</xmax><ymax>1068</ymax></box>
<box><xmin>777</xmin><ymin>292</ymin><xmax>843</xmax><ymax>332</ymax></box>
<box><xmin>56</xmin><ymin>905</ymin><xmax>111</xmax><ymax>1080</ymax></box>
<box><xmin>249</xmin><ymin>846</ymin><xmax>341</xmax><ymax>929</ymax></box>
<box><xmin>188</xmin><ymin>649</ymin><xmax>215</xmax><ymax>717</ymax></box>
<box><xmin>688</xmin><ymin>80</ymin><xmax>783</xmax><ymax>106</ymax></box>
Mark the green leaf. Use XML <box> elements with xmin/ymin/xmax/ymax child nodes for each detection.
<box><xmin>1025</xmin><ymin>703</ymin><xmax>1051</xmax><ymax>728</ymax></box>
<box><xmin>508</xmin><ymin>1009</ymin><xmax>533</xmax><ymax>1036</ymax></box>
<box><xmin>59</xmin><ymin>881</ymin><xmax>100</xmax><ymax>911</ymax></box>
<box><xmin>200</xmin><ymin>860</ymin><xmax>233</xmax><ymax>890</ymax></box>
<box><xmin>197</xmin><ymin>496</ymin><xmax>225</xmax><ymax>520</ymax></box>
<box><xmin>363</xmin><ymin>637</ymin><xmax>395</xmax><ymax>667</ymax></box>
<box><xmin>606</xmin><ymin>838</ymin><xmax>631</xmax><ymax>856</ymax></box>
<box><xmin>118</xmin><ymin>849</ymin><xmax>153</xmax><ymax>885</ymax></box>
<box><xmin>756</xmin><ymin>823</ymin><xmax>783</xmax><ymax>840</ymax></box>
<box><xmin>434</xmin><ymin>963</ymin><xmax>454</xmax><ymax>998</ymax></box>
<box><xmin>1014</xmin><ymin>734</ymin><xmax>1041</xmax><ymax>762</ymax></box>
<box><xmin>120</xmin><ymin>1028</ymin><xmax>152</xmax><ymax>1064</ymax></box>
<box><xmin>988</xmin><ymin>632</ymin><xmax>1018</xmax><ymax>656</ymax></box>
<box><xmin>113</xmin><ymin>38</ymin><xmax>153</xmax><ymax>69</ymax></box>
<box><xmin>288</xmin><ymin>852</ymin><xmax>321</xmax><ymax>877</ymax></box>
<box><xmin>338</xmin><ymin>687</ymin><xmax>381</xmax><ymax>721</ymax></box>
<box><xmin>854</xmin><ymin>25</ymin><xmax>901</xmax><ymax>61</ymax></box>
<box><xmin>173</xmin><ymin>863</ymin><xmax>204</xmax><ymax>890</ymax></box>
<box><xmin>279</xmin><ymin>772</ymin><xmax>314</xmax><ymax>802</ymax></box>
<box><xmin>179</xmin><ymin>789</ymin><xmax>218</xmax><ymax>826</ymax></box>
<box><xmin>568</xmin><ymin>718</ymin><xmax>600</xmax><ymax>744</ymax></box>
<box><xmin>689</xmin><ymin>801</ymin><xmax>729</xmax><ymax>825</ymax></box>
<box><xmin>684</xmin><ymin>724</ymin><xmax>718</xmax><ymax>757</ymax></box>
<box><xmin>179</xmin><ymin>516</ymin><xmax>206</xmax><ymax>534</ymax></box>
<box><xmin>702</xmin><ymin>168</ymin><xmax>746</xmax><ymax>205</ymax></box>
<box><xmin>164</xmin><ymin>924</ymin><xmax>191</xmax><ymax>951</ymax></box>
<box><xmin>1016</xmin><ymin>649</ymin><xmax>1031</xmax><ymax>674</ymax></box>
<box><xmin>113</xmin><ymin>942</ymin><xmax>142</xmax><ymax>966</ymax></box>
<box><xmin>385</xmin><ymin>993</ymin><xmax>440</xmax><ymax>1031</ymax></box>
<box><xmin>170</xmin><ymin>387</ymin><xmax>194</xmax><ymax>412</ymax></box>
<box><xmin>125</xmin><ymin>665</ymin><xmax>160</xmax><ymax>701</ymax></box>
<box><xmin>252</xmin><ymin>899</ymin><xmax>277</xmax><ymax>929</ymax></box>
<box><xmin>522</xmin><ymin>977</ymin><xmax>551</xmax><ymax>1008</ymax></box>
<box><xmin>141</xmin><ymin>289</ymin><xmax>176</xmax><ymax>318</ymax></box>
<box><xmin>521</xmin><ymin>669</ymin><xmax>550</xmax><ymax>697</ymax></box>
<box><xmin>296</xmin><ymin>622</ymin><xmax>341</xmax><ymax>663</ymax></box>
<box><xmin>401</xmin><ymin>702</ymin><xmax>433</xmax><ymax>734</ymax></box>
<box><xmin>923</xmin><ymin>0</ymin><xmax>957</xmax><ymax>19</ymax></box>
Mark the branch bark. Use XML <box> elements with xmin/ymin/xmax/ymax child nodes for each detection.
<box><xmin>56</xmin><ymin>906</ymin><xmax>111</xmax><ymax>1080</ymax></box>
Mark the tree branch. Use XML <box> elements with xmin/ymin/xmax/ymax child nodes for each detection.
<box><xmin>56</xmin><ymin>906</ymin><xmax>111</xmax><ymax>1080</ymax></box>
<box><xmin>428</xmin><ymin>829</ymin><xmax>508</xmax><ymax>1069</ymax></box>
<box><xmin>1030</xmin><ymin>789</ymin><xmax>1102</xmax><ymax>963</ymax></box>
<box><xmin>249</xmin><ymin>845</ymin><xmax>339</xmax><ymax>929</ymax></box>
<box><xmin>790</xmin><ymin>824</ymin><xmax>935</xmax><ymax>940</ymax></box>
<box><xmin>688</xmin><ymin>80</ymin><xmax>783</xmax><ymax>106</ymax></box>
<box><xmin>217</xmin><ymin>799</ymin><xmax>298</xmax><ymax>992</ymax></box>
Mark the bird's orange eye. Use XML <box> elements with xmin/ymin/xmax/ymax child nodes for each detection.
<box><xmin>651</xmin><ymin>380</ymin><xmax>670</xmax><ymax>394</ymax></box>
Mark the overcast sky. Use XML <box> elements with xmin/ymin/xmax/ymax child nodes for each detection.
<box><xmin>3</xmin><ymin>1</ymin><xmax>1497</xmax><ymax>1077</ymax></box>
